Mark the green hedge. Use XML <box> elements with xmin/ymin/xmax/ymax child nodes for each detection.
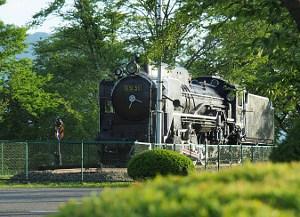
<box><xmin>52</xmin><ymin>163</ymin><xmax>300</xmax><ymax>217</ymax></box>
<box><xmin>127</xmin><ymin>149</ymin><xmax>195</xmax><ymax>179</ymax></box>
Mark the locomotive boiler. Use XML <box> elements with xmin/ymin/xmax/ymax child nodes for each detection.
<box><xmin>98</xmin><ymin>60</ymin><xmax>274</xmax><ymax>164</ymax></box>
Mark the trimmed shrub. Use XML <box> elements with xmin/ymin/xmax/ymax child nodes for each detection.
<box><xmin>52</xmin><ymin>163</ymin><xmax>300</xmax><ymax>217</ymax></box>
<box><xmin>127</xmin><ymin>149</ymin><xmax>195</xmax><ymax>179</ymax></box>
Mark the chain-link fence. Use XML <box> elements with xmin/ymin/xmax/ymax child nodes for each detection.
<box><xmin>0</xmin><ymin>140</ymin><xmax>275</xmax><ymax>182</ymax></box>
<box><xmin>0</xmin><ymin>140</ymin><xmax>133</xmax><ymax>182</ymax></box>
<box><xmin>0</xmin><ymin>141</ymin><xmax>28</xmax><ymax>177</ymax></box>
<box><xmin>136</xmin><ymin>143</ymin><xmax>274</xmax><ymax>171</ymax></box>
<box><xmin>27</xmin><ymin>141</ymin><xmax>101</xmax><ymax>170</ymax></box>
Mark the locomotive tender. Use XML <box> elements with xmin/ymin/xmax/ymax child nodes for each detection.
<box><xmin>98</xmin><ymin>60</ymin><xmax>274</xmax><ymax>163</ymax></box>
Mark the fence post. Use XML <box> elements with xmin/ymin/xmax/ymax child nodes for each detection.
<box><xmin>229</xmin><ymin>145</ymin><xmax>232</xmax><ymax>166</ymax></box>
<box><xmin>217</xmin><ymin>143</ymin><xmax>220</xmax><ymax>171</ymax></box>
<box><xmin>204</xmin><ymin>143</ymin><xmax>207</xmax><ymax>170</ymax></box>
<box><xmin>240</xmin><ymin>143</ymin><xmax>243</xmax><ymax>164</ymax></box>
<box><xmin>25</xmin><ymin>142</ymin><xmax>28</xmax><ymax>181</ymax></box>
<box><xmin>81</xmin><ymin>140</ymin><xmax>84</xmax><ymax>183</ymax></box>
<box><xmin>251</xmin><ymin>144</ymin><xmax>254</xmax><ymax>162</ymax></box>
<box><xmin>1</xmin><ymin>142</ymin><xmax>3</xmax><ymax>175</ymax></box>
<box><xmin>87</xmin><ymin>142</ymin><xmax>90</xmax><ymax>166</ymax></box>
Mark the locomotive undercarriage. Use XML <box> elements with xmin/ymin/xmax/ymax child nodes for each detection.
<box><xmin>98</xmin><ymin>102</ymin><xmax>241</xmax><ymax>166</ymax></box>
<box><xmin>98</xmin><ymin>104</ymin><xmax>241</xmax><ymax>166</ymax></box>
<box><xmin>164</xmin><ymin>109</ymin><xmax>242</xmax><ymax>163</ymax></box>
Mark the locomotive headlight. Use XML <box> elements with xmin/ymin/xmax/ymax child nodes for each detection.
<box><xmin>114</xmin><ymin>67</ymin><xmax>124</xmax><ymax>78</ymax></box>
<box><xmin>126</xmin><ymin>61</ymin><xmax>140</xmax><ymax>74</ymax></box>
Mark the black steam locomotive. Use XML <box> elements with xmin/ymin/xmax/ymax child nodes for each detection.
<box><xmin>98</xmin><ymin>60</ymin><xmax>274</xmax><ymax>164</ymax></box>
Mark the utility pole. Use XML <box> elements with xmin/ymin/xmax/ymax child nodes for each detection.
<box><xmin>156</xmin><ymin>0</ymin><xmax>163</xmax><ymax>144</ymax></box>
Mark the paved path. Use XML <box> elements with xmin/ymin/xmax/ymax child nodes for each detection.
<box><xmin>0</xmin><ymin>188</ymin><xmax>102</xmax><ymax>217</ymax></box>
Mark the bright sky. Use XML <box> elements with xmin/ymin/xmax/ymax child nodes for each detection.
<box><xmin>0</xmin><ymin>0</ymin><xmax>61</xmax><ymax>33</ymax></box>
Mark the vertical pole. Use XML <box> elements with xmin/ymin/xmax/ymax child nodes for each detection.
<box><xmin>88</xmin><ymin>142</ymin><xmax>90</xmax><ymax>167</ymax></box>
<box><xmin>155</xmin><ymin>0</ymin><xmax>163</xmax><ymax>145</ymax></box>
<box><xmin>240</xmin><ymin>143</ymin><xmax>243</xmax><ymax>164</ymax></box>
<box><xmin>217</xmin><ymin>143</ymin><xmax>220</xmax><ymax>171</ymax></box>
<box><xmin>251</xmin><ymin>145</ymin><xmax>254</xmax><ymax>162</ymax></box>
<box><xmin>81</xmin><ymin>140</ymin><xmax>84</xmax><ymax>183</ymax></box>
<box><xmin>229</xmin><ymin>145</ymin><xmax>232</xmax><ymax>166</ymax></box>
<box><xmin>204</xmin><ymin>142</ymin><xmax>207</xmax><ymax>170</ymax></box>
<box><xmin>1</xmin><ymin>143</ymin><xmax>3</xmax><ymax>175</ymax></box>
<box><xmin>58</xmin><ymin>139</ymin><xmax>62</xmax><ymax>166</ymax></box>
<box><xmin>25</xmin><ymin>142</ymin><xmax>28</xmax><ymax>181</ymax></box>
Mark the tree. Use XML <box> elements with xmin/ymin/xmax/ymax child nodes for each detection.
<box><xmin>270</xmin><ymin>118</ymin><xmax>300</xmax><ymax>162</ymax></box>
<box><xmin>0</xmin><ymin>0</ymin><xmax>70</xmax><ymax>139</ymax></box>
<box><xmin>0</xmin><ymin>16</ymin><xmax>26</xmax><ymax>121</ymax></box>
<box><xmin>32</xmin><ymin>0</ymin><xmax>128</xmax><ymax>139</ymax></box>
<box><xmin>186</xmin><ymin>0</ymin><xmax>300</xmax><ymax>137</ymax></box>
<box><xmin>120</xmin><ymin>0</ymin><xmax>213</xmax><ymax>64</ymax></box>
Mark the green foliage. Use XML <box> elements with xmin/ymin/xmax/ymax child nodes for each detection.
<box><xmin>32</xmin><ymin>0</ymin><xmax>129</xmax><ymax>139</ymax></box>
<box><xmin>127</xmin><ymin>149</ymin><xmax>195</xmax><ymax>179</ymax></box>
<box><xmin>0</xmin><ymin>23</ymin><xmax>26</xmax><ymax>59</ymax></box>
<box><xmin>121</xmin><ymin>0</ymin><xmax>209</xmax><ymax>64</ymax></box>
<box><xmin>7</xmin><ymin>60</ymin><xmax>66</xmax><ymax>117</ymax></box>
<box><xmin>270</xmin><ymin>119</ymin><xmax>300</xmax><ymax>162</ymax></box>
<box><xmin>188</xmin><ymin>0</ymin><xmax>300</xmax><ymax>136</ymax></box>
<box><xmin>0</xmin><ymin>1</ymin><xmax>69</xmax><ymax>139</ymax></box>
<box><xmin>53</xmin><ymin>163</ymin><xmax>300</xmax><ymax>217</ymax></box>
<box><xmin>0</xmin><ymin>20</ymin><xmax>27</xmax><ymax>121</ymax></box>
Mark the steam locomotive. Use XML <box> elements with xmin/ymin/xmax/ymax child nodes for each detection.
<box><xmin>98</xmin><ymin>60</ymin><xmax>274</xmax><ymax>164</ymax></box>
